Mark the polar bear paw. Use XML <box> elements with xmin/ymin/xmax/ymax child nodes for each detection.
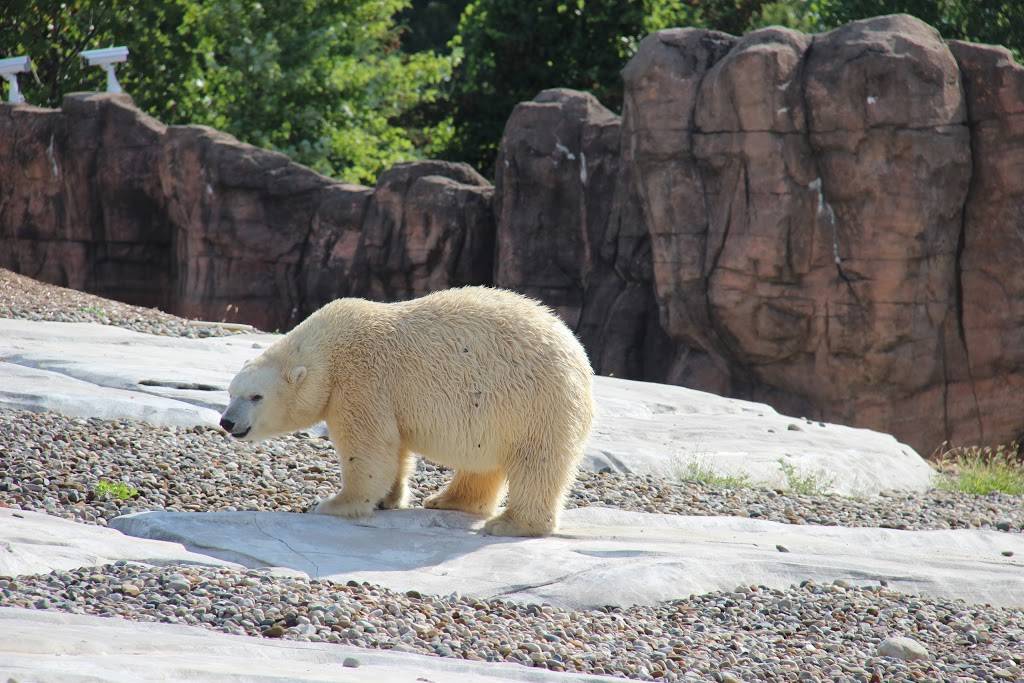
<box><xmin>481</xmin><ymin>511</ymin><xmax>553</xmax><ymax>537</ymax></box>
<box><xmin>310</xmin><ymin>495</ymin><xmax>375</xmax><ymax>519</ymax></box>
<box><xmin>378</xmin><ymin>486</ymin><xmax>410</xmax><ymax>510</ymax></box>
<box><xmin>423</xmin><ymin>491</ymin><xmax>494</xmax><ymax>516</ymax></box>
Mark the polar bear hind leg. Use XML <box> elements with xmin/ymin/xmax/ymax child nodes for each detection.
<box><xmin>378</xmin><ymin>449</ymin><xmax>416</xmax><ymax>509</ymax></box>
<box><xmin>483</xmin><ymin>441</ymin><xmax>581</xmax><ymax>537</ymax></box>
<box><xmin>423</xmin><ymin>469</ymin><xmax>506</xmax><ymax>517</ymax></box>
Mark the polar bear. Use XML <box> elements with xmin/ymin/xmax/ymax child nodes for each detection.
<box><xmin>219</xmin><ymin>286</ymin><xmax>594</xmax><ymax>537</ymax></box>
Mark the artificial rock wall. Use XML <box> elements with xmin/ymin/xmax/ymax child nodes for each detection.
<box><xmin>3</xmin><ymin>14</ymin><xmax>1023</xmax><ymax>454</ymax></box>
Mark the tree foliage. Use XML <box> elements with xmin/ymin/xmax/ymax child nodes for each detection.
<box><xmin>0</xmin><ymin>1</ymin><xmax>191</xmax><ymax>117</ymax></box>
<box><xmin>0</xmin><ymin>0</ymin><xmax>452</xmax><ymax>184</ymax></box>
<box><xmin>446</xmin><ymin>0</ymin><xmax>655</xmax><ymax>175</ymax></box>
<box><xmin>817</xmin><ymin>0</ymin><xmax>1023</xmax><ymax>59</ymax></box>
<box><xmin>397</xmin><ymin>0</ymin><xmax>470</xmax><ymax>53</ymax></box>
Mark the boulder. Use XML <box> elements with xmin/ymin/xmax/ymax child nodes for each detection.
<box><xmin>620</xmin><ymin>29</ymin><xmax>738</xmax><ymax>393</ymax></box>
<box><xmin>356</xmin><ymin>161</ymin><xmax>494</xmax><ymax>302</ymax></box>
<box><xmin>0</xmin><ymin>95</ymin><xmax>173</xmax><ymax>309</ymax></box>
<box><xmin>0</xmin><ymin>94</ymin><xmax>494</xmax><ymax>332</ymax></box>
<box><xmin>159</xmin><ymin>123</ymin><xmax>351</xmax><ymax>329</ymax></box>
<box><xmin>609</xmin><ymin>15</ymin><xmax>982</xmax><ymax>452</ymax></box>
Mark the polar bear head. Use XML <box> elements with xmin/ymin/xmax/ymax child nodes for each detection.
<box><xmin>220</xmin><ymin>352</ymin><xmax>314</xmax><ymax>441</ymax></box>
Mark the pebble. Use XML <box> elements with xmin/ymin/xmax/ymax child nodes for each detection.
<box><xmin>166</xmin><ymin>577</ymin><xmax>191</xmax><ymax>593</ymax></box>
<box><xmin>342</xmin><ymin>657</ymin><xmax>360</xmax><ymax>668</ymax></box>
<box><xmin>0</xmin><ymin>269</ymin><xmax>240</xmax><ymax>338</ymax></box>
<box><xmin>4</xmin><ymin>564</ymin><xmax>1021</xmax><ymax>682</ymax></box>
<box><xmin>2</xmin><ymin>408</ymin><xmax>1021</xmax><ymax>535</ymax></box>
<box><xmin>876</xmin><ymin>636</ymin><xmax>930</xmax><ymax>661</ymax></box>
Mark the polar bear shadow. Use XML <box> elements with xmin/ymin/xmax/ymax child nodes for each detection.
<box><xmin>116</xmin><ymin>507</ymin><xmax>545</xmax><ymax>588</ymax></box>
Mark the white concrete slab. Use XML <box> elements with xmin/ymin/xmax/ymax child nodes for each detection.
<box><xmin>0</xmin><ymin>317</ymin><xmax>274</xmax><ymax>412</ymax></box>
<box><xmin>0</xmin><ymin>361</ymin><xmax>222</xmax><ymax>428</ymax></box>
<box><xmin>0</xmin><ymin>508</ymin><xmax>238</xmax><ymax>576</ymax></box>
<box><xmin>109</xmin><ymin>507</ymin><xmax>1024</xmax><ymax>609</ymax></box>
<box><xmin>586</xmin><ymin>376</ymin><xmax>932</xmax><ymax>494</ymax></box>
<box><xmin>0</xmin><ymin>607</ymin><xmax>622</xmax><ymax>683</ymax></box>
<box><xmin>0</xmin><ymin>318</ymin><xmax>935</xmax><ymax>493</ymax></box>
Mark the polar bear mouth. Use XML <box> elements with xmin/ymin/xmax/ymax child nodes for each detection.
<box><xmin>231</xmin><ymin>427</ymin><xmax>251</xmax><ymax>438</ymax></box>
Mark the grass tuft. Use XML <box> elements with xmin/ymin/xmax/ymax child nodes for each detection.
<box><xmin>78</xmin><ymin>305</ymin><xmax>107</xmax><ymax>317</ymax></box>
<box><xmin>677</xmin><ymin>458</ymin><xmax>752</xmax><ymax>489</ymax></box>
<box><xmin>934</xmin><ymin>443</ymin><xmax>1024</xmax><ymax>496</ymax></box>
<box><xmin>777</xmin><ymin>458</ymin><xmax>835</xmax><ymax>495</ymax></box>
<box><xmin>94</xmin><ymin>479</ymin><xmax>139</xmax><ymax>501</ymax></box>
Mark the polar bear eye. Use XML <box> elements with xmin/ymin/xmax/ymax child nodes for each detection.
<box><xmin>250</xmin><ymin>394</ymin><xmax>263</xmax><ymax>402</ymax></box>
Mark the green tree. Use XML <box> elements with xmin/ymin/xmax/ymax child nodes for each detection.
<box><xmin>0</xmin><ymin>0</ymin><xmax>452</xmax><ymax>184</ymax></box>
<box><xmin>946</xmin><ymin>0</ymin><xmax>1024</xmax><ymax>60</ymax></box>
<box><xmin>444</xmin><ymin>0</ymin><xmax>796</xmax><ymax>175</ymax></box>
<box><xmin>0</xmin><ymin>1</ymin><xmax>193</xmax><ymax>120</ymax></box>
<box><xmin>174</xmin><ymin>0</ymin><xmax>453</xmax><ymax>183</ymax></box>
<box><xmin>447</xmin><ymin>0</ymin><xmax>653</xmax><ymax>175</ymax></box>
<box><xmin>749</xmin><ymin>0</ymin><xmax>825</xmax><ymax>32</ymax></box>
<box><xmin>397</xmin><ymin>0</ymin><xmax>471</xmax><ymax>53</ymax></box>
<box><xmin>818</xmin><ymin>0</ymin><xmax>1022</xmax><ymax>58</ymax></box>
<box><xmin>816</xmin><ymin>0</ymin><xmax>952</xmax><ymax>33</ymax></box>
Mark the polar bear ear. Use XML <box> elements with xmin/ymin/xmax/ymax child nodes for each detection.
<box><xmin>287</xmin><ymin>366</ymin><xmax>307</xmax><ymax>385</ymax></box>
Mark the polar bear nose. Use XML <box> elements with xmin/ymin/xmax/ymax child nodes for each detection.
<box><xmin>219</xmin><ymin>417</ymin><xmax>235</xmax><ymax>432</ymax></box>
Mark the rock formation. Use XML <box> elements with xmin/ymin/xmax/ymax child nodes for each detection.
<box><xmin>3</xmin><ymin>14</ymin><xmax>1024</xmax><ymax>454</ymax></box>
<box><xmin>494</xmin><ymin>16</ymin><xmax>1024</xmax><ymax>453</ymax></box>
<box><xmin>1</xmin><ymin>97</ymin><xmax>492</xmax><ymax>331</ymax></box>
<box><xmin>494</xmin><ymin>88</ymin><xmax>673</xmax><ymax>382</ymax></box>
<box><xmin>615</xmin><ymin>17</ymin><xmax>975</xmax><ymax>451</ymax></box>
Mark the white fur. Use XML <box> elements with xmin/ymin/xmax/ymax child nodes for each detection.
<box><xmin>221</xmin><ymin>287</ymin><xmax>595</xmax><ymax>537</ymax></box>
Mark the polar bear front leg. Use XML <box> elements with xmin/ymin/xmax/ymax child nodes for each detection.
<box><xmin>313</xmin><ymin>432</ymin><xmax>401</xmax><ymax>519</ymax></box>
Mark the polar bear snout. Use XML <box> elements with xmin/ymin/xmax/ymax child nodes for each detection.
<box><xmin>219</xmin><ymin>398</ymin><xmax>257</xmax><ymax>439</ymax></box>
<box><xmin>219</xmin><ymin>416</ymin><xmax>251</xmax><ymax>439</ymax></box>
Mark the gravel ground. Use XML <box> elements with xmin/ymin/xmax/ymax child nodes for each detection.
<box><xmin>0</xmin><ymin>268</ymin><xmax>248</xmax><ymax>338</ymax></box>
<box><xmin>2</xmin><ymin>562</ymin><xmax>1021</xmax><ymax>682</ymax></box>
<box><xmin>2</xmin><ymin>408</ymin><xmax>1022</xmax><ymax>533</ymax></box>
<box><xmin>3</xmin><ymin>274</ymin><xmax>1023</xmax><ymax>681</ymax></box>
<box><xmin>3</xmin><ymin>387</ymin><xmax>1022</xmax><ymax>682</ymax></box>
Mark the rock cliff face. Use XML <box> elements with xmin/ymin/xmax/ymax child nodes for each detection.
<box><xmin>494</xmin><ymin>88</ymin><xmax>674</xmax><ymax>382</ymax></box>
<box><xmin>494</xmin><ymin>15</ymin><xmax>1024</xmax><ymax>453</ymax></box>
<box><xmin>0</xmin><ymin>97</ymin><xmax>492</xmax><ymax>331</ymax></box>
<box><xmin>2</xmin><ymin>14</ymin><xmax>1023</xmax><ymax>454</ymax></box>
<box><xmin>622</xmin><ymin>17</ymin><xmax>975</xmax><ymax>451</ymax></box>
